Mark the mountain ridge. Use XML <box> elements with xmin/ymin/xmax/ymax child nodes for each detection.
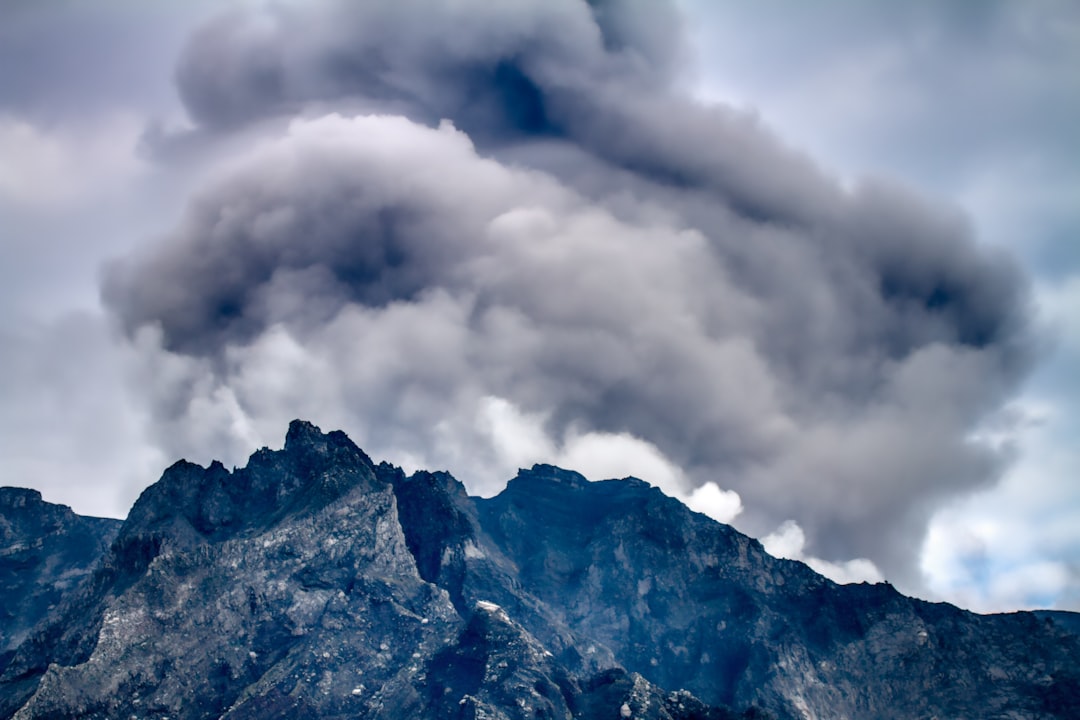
<box><xmin>0</xmin><ymin>420</ymin><xmax>1077</xmax><ymax>719</ymax></box>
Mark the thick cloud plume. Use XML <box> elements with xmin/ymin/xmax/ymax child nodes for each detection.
<box><xmin>104</xmin><ymin>0</ymin><xmax>1033</xmax><ymax>589</ymax></box>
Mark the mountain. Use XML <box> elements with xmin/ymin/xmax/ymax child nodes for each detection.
<box><xmin>0</xmin><ymin>420</ymin><xmax>1077</xmax><ymax>719</ymax></box>
<box><xmin>0</xmin><ymin>488</ymin><xmax>120</xmax><ymax>664</ymax></box>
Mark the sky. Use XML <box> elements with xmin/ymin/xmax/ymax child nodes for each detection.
<box><xmin>0</xmin><ymin>0</ymin><xmax>1076</xmax><ymax>614</ymax></box>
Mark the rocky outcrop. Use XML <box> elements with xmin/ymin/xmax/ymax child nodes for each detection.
<box><xmin>1</xmin><ymin>420</ymin><xmax>1076</xmax><ymax>719</ymax></box>
<box><xmin>0</xmin><ymin>487</ymin><xmax>119</xmax><ymax>665</ymax></box>
<box><xmin>477</xmin><ymin>465</ymin><xmax>1080</xmax><ymax>718</ymax></box>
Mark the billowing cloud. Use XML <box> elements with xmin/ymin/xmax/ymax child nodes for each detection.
<box><xmin>763</xmin><ymin>520</ymin><xmax>883</xmax><ymax>585</ymax></box>
<box><xmin>105</xmin><ymin>66</ymin><xmax>1032</xmax><ymax>591</ymax></box>
<box><xmin>93</xmin><ymin>0</ymin><xmax>1035</xmax><ymax>591</ymax></box>
<box><xmin>0</xmin><ymin>0</ymin><xmax>1072</xmax><ymax>612</ymax></box>
<box><xmin>679</xmin><ymin>0</ymin><xmax>1080</xmax><ymax>608</ymax></box>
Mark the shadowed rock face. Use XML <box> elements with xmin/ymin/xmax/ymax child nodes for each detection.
<box><xmin>1</xmin><ymin>421</ymin><xmax>1077</xmax><ymax>720</ymax></box>
<box><xmin>475</xmin><ymin>467</ymin><xmax>1080</xmax><ymax>718</ymax></box>
<box><xmin>0</xmin><ymin>488</ymin><xmax>120</xmax><ymax>666</ymax></box>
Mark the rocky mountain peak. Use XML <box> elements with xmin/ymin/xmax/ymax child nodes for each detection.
<box><xmin>0</xmin><ymin>488</ymin><xmax>120</xmax><ymax>662</ymax></box>
<box><xmin>121</xmin><ymin>420</ymin><xmax>379</xmax><ymax>548</ymax></box>
<box><xmin>503</xmin><ymin>464</ymin><xmax>668</xmax><ymax>509</ymax></box>
<box><xmin>1</xmin><ymin>488</ymin><xmax>60</xmax><ymax>546</ymax></box>
<box><xmin>514</xmin><ymin>463</ymin><xmax>590</xmax><ymax>486</ymax></box>
<box><xmin>0</xmin><ymin>487</ymin><xmax>45</xmax><ymax>512</ymax></box>
<box><xmin>1</xmin><ymin>421</ymin><xmax>1078</xmax><ymax>719</ymax></box>
<box><xmin>283</xmin><ymin>419</ymin><xmax>374</xmax><ymax>466</ymax></box>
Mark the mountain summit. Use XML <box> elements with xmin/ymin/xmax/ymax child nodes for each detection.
<box><xmin>1</xmin><ymin>420</ymin><xmax>1077</xmax><ymax>719</ymax></box>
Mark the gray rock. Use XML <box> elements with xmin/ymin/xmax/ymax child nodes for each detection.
<box><xmin>0</xmin><ymin>487</ymin><xmax>119</xmax><ymax>660</ymax></box>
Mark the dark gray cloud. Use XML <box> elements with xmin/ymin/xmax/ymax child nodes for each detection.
<box><xmin>681</xmin><ymin>0</ymin><xmax>1080</xmax><ymax>610</ymax></box>
<box><xmin>685</xmin><ymin>0</ymin><xmax>1080</xmax><ymax>277</ymax></box>
<box><xmin>169</xmin><ymin>0</ymin><xmax>834</xmax><ymax>225</ymax></box>
<box><xmin>103</xmin><ymin>0</ymin><xmax>1034</xmax><ymax>589</ymax></box>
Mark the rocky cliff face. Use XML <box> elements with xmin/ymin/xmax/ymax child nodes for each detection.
<box><xmin>0</xmin><ymin>487</ymin><xmax>120</xmax><ymax>664</ymax></box>
<box><xmin>1</xmin><ymin>421</ymin><xmax>1077</xmax><ymax>719</ymax></box>
<box><xmin>475</xmin><ymin>466</ymin><xmax>1080</xmax><ymax>718</ymax></box>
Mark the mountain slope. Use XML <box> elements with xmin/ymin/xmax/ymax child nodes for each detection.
<box><xmin>0</xmin><ymin>421</ymin><xmax>1076</xmax><ymax>719</ymax></box>
<box><xmin>0</xmin><ymin>488</ymin><xmax>120</xmax><ymax>665</ymax></box>
<box><xmin>477</xmin><ymin>465</ymin><xmax>1080</xmax><ymax>717</ymax></box>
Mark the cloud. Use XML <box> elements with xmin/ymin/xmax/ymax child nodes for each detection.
<box><xmin>476</xmin><ymin>395</ymin><xmax>715</xmax><ymax>514</ymax></box>
<box><xmin>103</xmin><ymin>108</ymin><xmax>1029</xmax><ymax>591</ymax></box>
<box><xmin>921</xmin><ymin>394</ymin><xmax>1080</xmax><ymax>611</ymax></box>
<box><xmin>1039</xmin><ymin>277</ymin><xmax>1080</xmax><ymax>358</ymax></box>
<box><xmin>680</xmin><ymin>0</ymin><xmax>1080</xmax><ymax>609</ymax></box>
<box><xmin>0</xmin><ymin>113</ymin><xmax>146</xmax><ymax>208</ymax></box>
<box><xmin>684</xmin><ymin>0</ymin><xmax>1080</xmax><ymax>184</ymax></box>
<box><xmin>94</xmin><ymin>0</ymin><xmax>1037</xmax><ymax>593</ymax></box>
<box><xmin>0</xmin><ymin>313</ymin><xmax>167</xmax><ymax>518</ymax></box>
<box><xmin>918</xmin><ymin>278</ymin><xmax>1080</xmax><ymax>611</ymax></box>
<box><xmin>168</xmin><ymin>0</ymin><xmax>837</xmax><ymax>226</ymax></box>
<box><xmin>684</xmin><ymin>483</ymin><xmax>743</xmax><ymax>526</ymax></box>
<box><xmin>0</xmin><ymin>0</ymin><xmax>1068</xmax><ymax>614</ymax></box>
<box><xmin>105</xmin><ymin>90</ymin><xmax>1032</xmax><ymax>595</ymax></box>
<box><xmin>0</xmin><ymin>0</ymin><xmax>221</xmax><ymax>122</ymax></box>
<box><xmin>763</xmin><ymin>520</ymin><xmax>883</xmax><ymax>585</ymax></box>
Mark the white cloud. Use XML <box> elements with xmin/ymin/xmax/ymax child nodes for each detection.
<box><xmin>0</xmin><ymin>113</ymin><xmax>146</xmax><ymax>208</ymax></box>
<box><xmin>558</xmin><ymin>431</ymin><xmax>688</xmax><ymax>498</ymax></box>
<box><xmin>917</xmin><ymin>273</ymin><xmax>1080</xmax><ymax>612</ymax></box>
<box><xmin>478</xmin><ymin>396</ymin><xmax>554</xmax><ymax>471</ymax></box>
<box><xmin>478</xmin><ymin>395</ymin><xmax>741</xmax><ymax>522</ymax></box>
<box><xmin>479</xmin><ymin>395</ymin><xmax>683</xmax><ymax>488</ymax></box>
<box><xmin>922</xmin><ymin>396</ymin><xmax>1080</xmax><ymax>612</ymax></box>
<box><xmin>1038</xmin><ymin>275</ymin><xmax>1080</xmax><ymax>356</ymax></box>
<box><xmin>763</xmin><ymin>519</ymin><xmax>884</xmax><ymax>585</ymax></box>
<box><xmin>684</xmin><ymin>482</ymin><xmax>743</xmax><ymax>525</ymax></box>
<box><xmin>762</xmin><ymin>519</ymin><xmax>806</xmax><ymax>560</ymax></box>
